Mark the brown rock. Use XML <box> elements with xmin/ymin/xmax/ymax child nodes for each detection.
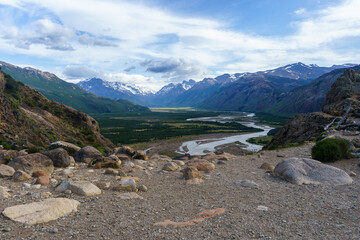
<box><xmin>32</xmin><ymin>170</ymin><xmax>51</xmax><ymax>178</ymax></box>
<box><xmin>35</xmin><ymin>176</ymin><xmax>50</xmax><ymax>186</ymax></box>
<box><xmin>49</xmin><ymin>141</ymin><xmax>81</xmax><ymax>155</ymax></box>
<box><xmin>13</xmin><ymin>170</ymin><xmax>31</xmax><ymax>182</ymax></box>
<box><xmin>260</xmin><ymin>163</ymin><xmax>275</xmax><ymax>172</ymax></box>
<box><xmin>133</xmin><ymin>150</ymin><xmax>148</xmax><ymax>160</ymax></box>
<box><xmin>186</xmin><ymin>160</ymin><xmax>215</xmax><ymax>171</ymax></box>
<box><xmin>349</xmin><ymin>171</ymin><xmax>356</xmax><ymax>176</ymax></box>
<box><xmin>183</xmin><ymin>167</ymin><xmax>202</xmax><ymax>180</ymax></box>
<box><xmin>8</xmin><ymin>153</ymin><xmax>54</xmax><ymax>175</ymax></box>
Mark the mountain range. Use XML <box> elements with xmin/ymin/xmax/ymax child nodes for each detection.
<box><xmin>76</xmin><ymin>62</ymin><xmax>357</xmax><ymax>115</ymax></box>
<box><xmin>0</xmin><ymin>61</ymin><xmax>149</xmax><ymax>114</ymax></box>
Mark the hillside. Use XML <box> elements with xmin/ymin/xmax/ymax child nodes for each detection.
<box><xmin>0</xmin><ymin>69</ymin><xmax>113</xmax><ymax>149</ymax></box>
<box><xmin>0</xmin><ymin>62</ymin><xmax>149</xmax><ymax>114</ymax></box>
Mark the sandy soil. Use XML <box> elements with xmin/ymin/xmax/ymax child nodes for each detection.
<box><xmin>0</xmin><ymin>142</ymin><xmax>359</xmax><ymax>240</ymax></box>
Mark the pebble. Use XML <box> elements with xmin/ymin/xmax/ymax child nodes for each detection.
<box><xmin>50</xmin><ymin>227</ymin><xmax>58</xmax><ymax>233</ymax></box>
<box><xmin>137</xmin><ymin>185</ymin><xmax>148</xmax><ymax>192</ymax></box>
<box><xmin>256</xmin><ymin>206</ymin><xmax>269</xmax><ymax>211</ymax></box>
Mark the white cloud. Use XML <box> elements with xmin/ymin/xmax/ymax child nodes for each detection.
<box><xmin>0</xmin><ymin>0</ymin><xmax>360</xmax><ymax>90</ymax></box>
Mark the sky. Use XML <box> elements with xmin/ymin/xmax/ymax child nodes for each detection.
<box><xmin>0</xmin><ymin>0</ymin><xmax>360</xmax><ymax>92</ymax></box>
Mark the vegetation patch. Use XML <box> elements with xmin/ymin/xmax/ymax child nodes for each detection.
<box><xmin>311</xmin><ymin>138</ymin><xmax>350</xmax><ymax>162</ymax></box>
<box><xmin>247</xmin><ymin>136</ymin><xmax>273</xmax><ymax>146</ymax></box>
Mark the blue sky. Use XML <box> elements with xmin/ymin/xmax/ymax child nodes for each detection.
<box><xmin>0</xmin><ymin>0</ymin><xmax>359</xmax><ymax>91</ymax></box>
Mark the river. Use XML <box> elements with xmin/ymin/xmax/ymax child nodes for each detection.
<box><xmin>177</xmin><ymin>113</ymin><xmax>273</xmax><ymax>155</ymax></box>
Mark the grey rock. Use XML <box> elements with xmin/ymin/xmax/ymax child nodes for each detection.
<box><xmin>274</xmin><ymin>158</ymin><xmax>353</xmax><ymax>185</ymax></box>
<box><xmin>73</xmin><ymin>146</ymin><xmax>102</xmax><ymax>164</ymax></box>
<box><xmin>42</xmin><ymin>148</ymin><xmax>71</xmax><ymax>168</ymax></box>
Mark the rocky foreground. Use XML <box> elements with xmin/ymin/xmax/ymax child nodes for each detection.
<box><xmin>0</xmin><ymin>139</ymin><xmax>358</xmax><ymax>240</ymax></box>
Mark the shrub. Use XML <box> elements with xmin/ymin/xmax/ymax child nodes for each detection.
<box><xmin>311</xmin><ymin>138</ymin><xmax>350</xmax><ymax>162</ymax></box>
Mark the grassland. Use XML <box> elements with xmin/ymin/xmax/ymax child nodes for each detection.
<box><xmin>93</xmin><ymin>109</ymin><xmax>270</xmax><ymax>145</ymax></box>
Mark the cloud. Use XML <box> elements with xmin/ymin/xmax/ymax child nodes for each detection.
<box><xmin>1</xmin><ymin>0</ymin><xmax>360</xmax><ymax>90</ymax></box>
<box><xmin>141</xmin><ymin>58</ymin><xmax>210</xmax><ymax>81</ymax></box>
<box><xmin>123</xmin><ymin>65</ymin><xmax>136</xmax><ymax>72</ymax></box>
<box><xmin>63</xmin><ymin>65</ymin><xmax>100</xmax><ymax>79</ymax></box>
<box><xmin>77</xmin><ymin>33</ymin><xmax>118</xmax><ymax>47</ymax></box>
<box><xmin>2</xmin><ymin>18</ymin><xmax>75</xmax><ymax>51</ymax></box>
<box><xmin>294</xmin><ymin>8</ymin><xmax>306</xmax><ymax>15</ymax></box>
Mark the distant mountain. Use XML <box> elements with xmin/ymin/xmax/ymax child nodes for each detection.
<box><xmin>0</xmin><ymin>61</ymin><xmax>149</xmax><ymax>114</ymax></box>
<box><xmin>257</xmin><ymin>62</ymin><xmax>357</xmax><ymax>81</ymax></box>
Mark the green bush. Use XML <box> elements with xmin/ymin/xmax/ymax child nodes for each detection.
<box><xmin>311</xmin><ymin>138</ymin><xmax>350</xmax><ymax>162</ymax></box>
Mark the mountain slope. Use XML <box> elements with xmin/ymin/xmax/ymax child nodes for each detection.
<box><xmin>0</xmin><ymin>69</ymin><xmax>113</xmax><ymax>149</ymax></box>
<box><xmin>0</xmin><ymin>61</ymin><xmax>149</xmax><ymax>114</ymax></box>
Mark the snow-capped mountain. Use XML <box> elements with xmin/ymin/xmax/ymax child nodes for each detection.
<box><xmin>156</xmin><ymin>80</ymin><xmax>196</xmax><ymax>95</ymax></box>
<box><xmin>77</xmin><ymin>78</ymin><xmax>151</xmax><ymax>102</ymax></box>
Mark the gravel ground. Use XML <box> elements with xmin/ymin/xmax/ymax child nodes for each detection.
<box><xmin>0</xmin><ymin>142</ymin><xmax>359</xmax><ymax>240</ymax></box>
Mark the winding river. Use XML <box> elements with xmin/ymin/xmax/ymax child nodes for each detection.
<box><xmin>177</xmin><ymin>113</ymin><xmax>273</xmax><ymax>155</ymax></box>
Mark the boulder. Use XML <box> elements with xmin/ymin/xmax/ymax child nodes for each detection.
<box><xmin>42</xmin><ymin>148</ymin><xmax>71</xmax><ymax>168</ymax></box>
<box><xmin>274</xmin><ymin>158</ymin><xmax>353</xmax><ymax>185</ymax></box>
<box><xmin>2</xmin><ymin>198</ymin><xmax>79</xmax><ymax>225</ymax></box>
<box><xmin>8</xmin><ymin>153</ymin><xmax>54</xmax><ymax>175</ymax></box>
<box><xmin>162</xmin><ymin>162</ymin><xmax>180</xmax><ymax>172</ymax></box>
<box><xmin>0</xmin><ymin>164</ymin><xmax>15</xmax><ymax>177</ymax></box>
<box><xmin>183</xmin><ymin>167</ymin><xmax>202</xmax><ymax>180</ymax></box>
<box><xmin>13</xmin><ymin>170</ymin><xmax>31</xmax><ymax>182</ymax></box>
<box><xmin>49</xmin><ymin>141</ymin><xmax>81</xmax><ymax>155</ymax></box>
<box><xmin>186</xmin><ymin>160</ymin><xmax>215</xmax><ymax>171</ymax></box>
<box><xmin>89</xmin><ymin>156</ymin><xmax>121</xmax><ymax>169</ymax></box>
<box><xmin>69</xmin><ymin>181</ymin><xmax>101</xmax><ymax>196</ymax></box>
<box><xmin>74</xmin><ymin>146</ymin><xmax>103</xmax><ymax>163</ymax></box>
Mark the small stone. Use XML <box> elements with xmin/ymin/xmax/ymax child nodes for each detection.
<box><xmin>13</xmin><ymin>170</ymin><xmax>31</xmax><ymax>182</ymax></box>
<box><xmin>162</xmin><ymin>162</ymin><xmax>180</xmax><ymax>172</ymax></box>
<box><xmin>260</xmin><ymin>163</ymin><xmax>275</xmax><ymax>172</ymax></box>
<box><xmin>2</xmin><ymin>228</ymin><xmax>11</xmax><ymax>232</ymax></box>
<box><xmin>256</xmin><ymin>205</ymin><xmax>269</xmax><ymax>211</ymax></box>
<box><xmin>122</xmin><ymin>161</ymin><xmax>135</xmax><ymax>168</ymax></box>
<box><xmin>186</xmin><ymin>160</ymin><xmax>215</xmax><ymax>171</ymax></box>
<box><xmin>234</xmin><ymin>180</ymin><xmax>259</xmax><ymax>189</ymax></box>
<box><xmin>50</xmin><ymin>179</ymin><xmax>58</xmax><ymax>187</ymax></box>
<box><xmin>50</xmin><ymin>227</ymin><xmax>58</xmax><ymax>233</ymax></box>
<box><xmin>118</xmin><ymin>170</ymin><xmax>127</xmax><ymax>177</ymax></box>
<box><xmin>33</xmin><ymin>184</ymin><xmax>41</xmax><ymax>189</ymax></box>
<box><xmin>217</xmin><ymin>161</ymin><xmax>226</xmax><ymax>165</ymax></box>
<box><xmin>137</xmin><ymin>185</ymin><xmax>148</xmax><ymax>192</ymax></box>
<box><xmin>0</xmin><ymin>165</ymin><xmax>15</xmax><ymax>177</ymax></box>
<box><xmin>95</xmin><ymin>182</ymin><xmax>111</xmax><ymax>190</ymax></box>
<box><xmin>185</xmin><ymin>178</ymin><xmax>204</xmax><ymax>185</ymax></box>
<box><xmin>172</xmin><ymin>160</ymin><xmax>185</xmax><ymax>166</ymax></box>
<box><xmin>22</xmin><ymin>183</ymin><xmax>32</xmax><ymax>188</ymax></box>
<box><xmin>349</xmin><ymin>171</ymin><xmax>356</xmax><ymax>176</ymax></box>
<box><xmin>104</xmin><ymin>169</ymin><xmax>119</xmax><ymax>175</ymax></box>
<box><xmin>64</xmin><ymin>190</ymin><xmax>72</xmax><ymax>194</ymax></box>
<box><xmin>118</xmin><ymin>176</ymin><xmax>140</xmax><ymax>182</ymax></box>
<box><xmin>0</xmin><ymin>186</ymin><xmax>10</xmax><ymax>198</ymax></box>
<box><xmin>55</xmin><ymin>180</ymin><xmax>70</xmax><ymax>192</ymax></box>
<box><xmin>118</xmin><ymin>192</ymin><xmax>144</xmax><ymax>200</ymax></box>
<box><xmin>69</xmin><ymin>181</ymin><xmax>101</xmax><ymax>196</ymax></box>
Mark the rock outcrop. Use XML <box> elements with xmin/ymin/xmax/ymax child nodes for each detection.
<box><xmin>322</xmin><ymin>69</ymin><xmax>360</xmax><ymax>116</ymax></box>
<box><xmin>267</xmin><ymin>68</ymin><xmax>360</xmax><ymax>148</ymax></box>
<box><xmin>0</xmin><ymin>70</ymin><xmax>113</xmax><ymax>150</ymax></box>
